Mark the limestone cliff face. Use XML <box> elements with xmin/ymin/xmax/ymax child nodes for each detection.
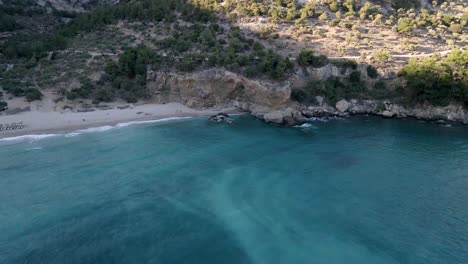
<box><xmin>146</xmin><ymin>69</ymin><xmax>291</xmax><ymax>112</ymax></box>
<box><xmin>291</xmin><ymin>63</ymin><xmax>369</xmax><ymax>90</ymax></box>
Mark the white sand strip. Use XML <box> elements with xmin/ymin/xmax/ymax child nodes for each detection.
<box><xmin>0</xmin><ymin>103</ymin><xmax>240</xmax><ymax>138</ymax></box>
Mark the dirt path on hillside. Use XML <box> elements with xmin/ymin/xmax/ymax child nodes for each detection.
<box><xmin>326</xmin><ymin>50</ymin><xmax>454</xmax><ymax>61</ymax></box>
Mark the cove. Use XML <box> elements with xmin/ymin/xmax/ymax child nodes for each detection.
<box><xmin>0</xmin><ymin>116</ymin><xmax>467</xmax><ymax>264</ymax></box>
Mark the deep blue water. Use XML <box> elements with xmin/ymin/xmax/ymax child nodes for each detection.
<box><xmin>0</xmin><ymin>116</ymin><xmax>467</xmax><ymax>264</ymax></box>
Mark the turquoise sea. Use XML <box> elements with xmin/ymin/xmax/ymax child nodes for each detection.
<box><xmin>0</xmin><ymin>116</ymin><xmax>467</xmax><ymax>264</ymax></box>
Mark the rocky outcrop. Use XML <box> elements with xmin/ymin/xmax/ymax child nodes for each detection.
<box><xmin>298</xmin><ymin>99</ymin><xmax>468</xmax><ymax>124</ymax></box>
<box><xmin>146</xmin><ymin>68</ymin><xmax>290</xmax><ymax>113</ymax></box>
<box><xmin>145</xmin><ymin>68</ymin><xmax>467</xmax><ymax>126</ymax></box>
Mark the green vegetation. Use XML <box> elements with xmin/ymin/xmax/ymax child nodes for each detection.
<box><xmin>396</xmin><ymin>18</ymin><xmax>414</xmax><ymax>34</ymax></box>
<box><xmin>358</xmin><ymin>2</ymin><xmax>376</xmax><ymax>20</ymax></box>
<box><xmin>399</xmin><ymin>49</ymin><xmax>468</xmax><ymax>106</ymax></box>
<box><xmin>367</xmin><ymin>65</ymin><xmax>378</xmax><ymax>78</ymax></box>
<box><xmin>291</xmin><ymin>76</ymin><xmax>367</xmax><ymax>104</ymax></box>
<box><xmin>297</xmin><ymin>49</ymin><xmax>328</xmax><ymax>67</ymax></box>
<box><xmin>0</xmin><ymin>12</ymin><xmax>20</xmax><ymax>32</ymax></box>
<box><xmin>1</xmin><ymin>0</ymin><xmax>294</xmax><ymax>103</ymax></box>
<box><xmin>1</xmin><ymin>0</ymin><xmax>215</xmax><ymax>59</ymax></box>
<box><xmin>372</xmin><ymin>49</ymin><xmax>392</xmax><ymax>63</ymax></box>
<box><xmin>0</xmin><ymin>101</ymin><xmax>7</xmax><ymax>112</ymax></box>
<box><xmin>105</xmin><ymin>45</ymin><xmax>159</xmax><ymax>102</ymax></box>
<box><xmin>25</xmin><ymin>88</ymin><xmax>43</xmax><ymax>102</ymax></box>
<box><xmin>0</xmin><ymin>79</ymin><xmax>43</xmax><ymax>101</ymax></box>
<box><xmin>390</xmin><ymin>0</ymin><xmax>420</xmax><ymax>10</ymax></box>
<box><xmin>331</xmin><ymin>59</ymin><xmax>357</xmax><ymax>73</ymax></box>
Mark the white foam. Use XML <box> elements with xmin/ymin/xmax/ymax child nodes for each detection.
<box><xmin>294</xmin><ymin>123</ymin><xmax>319</xmax><ymax>129</ymax></box>
<box><xmin>296</xmin><ymin>123</ymin><xmax>313</xmax><ymax>128</ymax></box>
<box><xmin>1</xmin><ymin>116</ymin><xmax>193</xmax><ymax>143</ymax></box>
<box><xmin>115</xmin><ymin>117</ymin><xmax>191</xmax><ymax>128</ymax></box>
<box><xmin>26</xmin><ymin>147</ymin><xmax>43</xmax><ymax>151</ymax></box>
<box><xmin>0</xmin><ymin>134</ymin><xmax>58</xmax><ymax>142</ymax></box>
<box><xmin>66</xmin><ymin>126</ymin><xmax>114</xmax><ymax>137</ymax></box>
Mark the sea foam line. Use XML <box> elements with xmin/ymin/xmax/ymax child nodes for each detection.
<box><xmin>0</xmin><ymin>134</ymin><xmax>58</xmax><ymax>142</ymax></box>
<box><xmin>0</xmin><ymin>116</ymin><xmax>193</xmax><ymax>143</ymax></box>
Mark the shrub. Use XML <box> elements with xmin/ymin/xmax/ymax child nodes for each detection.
<box><xmin>177</xmin><ymin>54</ymin><xmax>195</xmax><ymax>72</ymax></box>
<box><xmin>358</xmin><ymin>2</ymin><xmax>375</xmax><ymax>20</ymax></box>
<box><xmin>391</xmin><ymin>0</ymin><xmax>420</xmax><ymax>9</ymax></box>
<box><xmin>25</xmin><ymin>88</ymin><xmax>43</xmax><ymax>102</ymax></box>
<box><xmin>350</xmin><ymin>71</ymin><xmax>361</xmax><ymax>83</ymax></box>
<box><xmin>318</xmin><ymin>12</ymin><xmax>328</xmax><ymax>21</ymax></box>
<box><xmin>330</xmin><ymin>19</ymin><xmax>340</xmax><ymax>26</ymax></box>
<box><xmin>376</xmin><ymin>102</ymin><xmax>386</xmax><ymax>111</ymax></box>
<box><xmin>93</xmin><ymin>88</ymin><xmax>114</xmax><ymax>103</ymax></box>
<box><xmin>397</xmin><ymin>18</ymin><xmax>414</xmax><ymax>34</ymax></box>
<box><xmin>367</xmin><ymin>65</ymin><xmax>379</xmax><ymax>78</ymax></box>
<box><xmin>0</xmin><ymin>14</ymin><xmax>21</xmax><ymax>32</ymax></box>
<box><xmin>66</xmin><ymin>81</ymin><xmax>94</xmax><ymax>100</ymax></box>
<box><xmin>0</xmin><ymin>101</ymin><xmax>7</xmax><ymax>111</ymax></box>
<box><xmin>329</xmin><ymin>2</ymin><xmax>339</xmax><ymax>12</ymax></box>
<box><xmin>297</xmin><ymin>49</ymin><xmax>328</xmax><ymax>67</ymax></box>
<box><xmin>373</xmin><ymin>49</ymin><xmax>392</xmax><ymax>63</ymax></box>
<box><xmin>343</xmin><ymin>0</ymin><xmax>355</xmax><ymax>13</ymax></box>
<box><xmin>399</xmin><ymin>50</ymin><xmax>468</xmax><ymax>106</ymax></box>
<box><xmin>370</xmin><ymin>80</ymin><xmax>390</xmax><ymax>99</ymax></box>
<box><xmin>291</xmin><ymin>89</ymin><xmax>307</xmax><ymax>102</ymax></box>
<box><xmin>331</xmin><ymin>59</ymin><xmax>357</xmax><ymax>74</ymax></box>
<box><xmin>449</xmin><ymin>23</ymin><xmax>463</xmax><ymax>34</ymax></box>
<box><xmin>9</xmin><ymin>87</ymin><xmax>25</xmax><ymax>96</ymax></box>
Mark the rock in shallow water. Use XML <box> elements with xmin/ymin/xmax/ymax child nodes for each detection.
<box><xmin>382</xmin><ymin>110</ymin><xmax>395</xmax><ymax>118</ymax></box>
<box><xmin>263</xmin><ymin>111</ymin><xmax>284</xmax><ymax>124</ymax></box>
<box><xmin>209</xmin><ymin>113</ymin><xmax>233</xmax><ymax>123</ymax></box>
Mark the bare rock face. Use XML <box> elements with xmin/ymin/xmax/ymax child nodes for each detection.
<box><xmin>303</xmin><ymin>64</ymin><xmax>343</xmax><ymax>80</ymax></box>
<box><xmin>146</xmin><ymin>69</ymin><xmax>291</xmax><ymax>112</ymax></box>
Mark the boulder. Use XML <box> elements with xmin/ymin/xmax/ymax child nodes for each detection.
<box><xmin>336</xmin><ymin>100</ymin><xmax>351</xmax><ymax>113</ymax></box>
<box><xmin>263</xmin><ymin>111</ymin><xmax>284</xmax><ymax>124</ymax></box>
<box><xmin>382</xmin><ymin>110</ymin><xmax>395</xmax><ymax>118</ymax></box>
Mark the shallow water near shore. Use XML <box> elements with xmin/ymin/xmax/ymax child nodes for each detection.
<box><xmin>0</xmin><ymin>116</ymin><xmax>467</xmax><ymax>264</ymax></box>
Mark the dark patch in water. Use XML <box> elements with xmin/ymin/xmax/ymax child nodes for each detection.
<box><xmin>316</xmin><ymin>151</ymin><xmax>359</xmax><ymax>170</ymax></box>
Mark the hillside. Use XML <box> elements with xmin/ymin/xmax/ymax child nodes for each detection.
<box><xmin>0</xmin><ymin>0</ymin><xmax>467</xmax><ymax>123</ymax></box>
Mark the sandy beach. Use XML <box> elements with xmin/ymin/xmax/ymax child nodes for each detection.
<box><xmin>0</xmin><ymin>102</ymin><xmax>241</xmax><ymax>139</ymax></box>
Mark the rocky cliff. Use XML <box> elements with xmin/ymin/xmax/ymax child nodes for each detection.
<box><xmin>144</xmin><ymin>66</ymin><xmax>468</xmax><ymax>125</ymax></box>
<box><xmin>146</xmin><ymin>69</ymin><xmax>291</xmax><ymax>113</ymax></box>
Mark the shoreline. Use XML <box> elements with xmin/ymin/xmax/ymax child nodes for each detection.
<box><xmin>0</xmin><ymin>103</ymin><xmax>242</xmax><ymax>139</ymax></box>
